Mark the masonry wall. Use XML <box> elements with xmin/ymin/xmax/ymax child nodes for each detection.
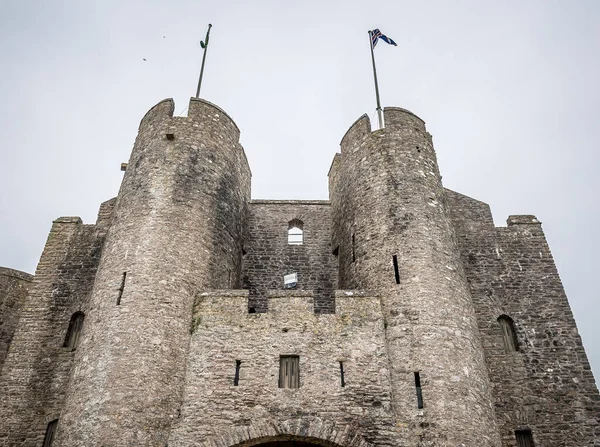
<box><xmin>329</xmin><ymin>108</ymin><xmax>501</xmax><ymax>447</ymax></box>
<box><xmin>168</xmin><ymin>290</ymin><xmax>399</xmax><ymax>447</ymax></box>
<box><xmin>0</xmin><ymin>217</ymin><xmax>103</xmax><ymax>446</ymax></box>
<box><xmin>243</xmin><ymin>201</ymin><xmax>338</xmax><ymax>313</ymax></box>
<box><xmin>56</xmin><ymin>98</ymin><xmax>252</xmax><ymax>446</ymax></box>
<box><xmin>0</xmin><ymin>267</ymin><xmax>33</xmax><ymax>372</ymax></box>
<box><xmin>445</xmin><ymin>189</ymin><xmax>600</xmax><ymax>447</ymax></box>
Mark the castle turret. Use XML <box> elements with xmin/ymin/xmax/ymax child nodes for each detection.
<box><xmin>329</xmin><ymin>108</ymin><xmax>501</xmax><ymax>446</ymax></box>
<box><xmin>56</xmin><ymin>98</ymin><xmax>251</xmax><ymax>445</ymax></box>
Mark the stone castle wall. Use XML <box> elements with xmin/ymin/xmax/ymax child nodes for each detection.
<box><xmin>329</xmin><ymin>108</ymin><xmax>501</xmax><ymax>446</ymax></box>
<box><xmin>0</xmin><ymin>98</ymin><xmax>597</xmax><ymax>447</ymax></box>
<box><xmin>55</xmin><ymin>98</ymin><xmax>251</xmax><ymax>446</ymax></box>
<box><xmin>243</xmin><ymin>200</ymin><xmax>338</xmax><ymax>313</ymax></box>
<box><xmin>0</xmin><ymin>267</ymin><xmax>32</xmax><ymax>372</ymax></box>
<box><xmin>0</xmin><ymin>217</ymin><xmax>103</xmax><ymax>446</ymax></box>
<box><xmin>445</xmin><ymin>189</ymin><xmax>600</xmax><ymax>447</ymax></box>
<box><xmin>168</xmin><ymin>290</ymin><xmax>398</xmax><ymax>447</ymax></box>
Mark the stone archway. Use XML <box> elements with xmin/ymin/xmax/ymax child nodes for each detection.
<box><xmin>199</xmin><ymin>418</ymin><xmax>373</xmax><ymax>447</ymax></box>
<box><xmin>233</xmin><ymin>437</ymin><xmax>344</xmax><ymax>447</ymax></box>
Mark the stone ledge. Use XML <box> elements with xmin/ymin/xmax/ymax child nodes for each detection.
<box><xmin>506</xmin><ymin>215</ymin><xmax>541</xmax><ymax>226</ymax></box>
<box><xmin>53</xmin><ymin>216</ymin><xmax>83</xmax><ymax>224</ymax></box>
<box><xmin>0</xmin><ymin>266</ymin><xmax>34</xmax><ymax>281</ymax></box>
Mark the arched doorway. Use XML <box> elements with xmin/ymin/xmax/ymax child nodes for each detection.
<box><xmin>230</xmin><ymin>435</ymin><xmax>348</xmax><ymax>447</ymax></box>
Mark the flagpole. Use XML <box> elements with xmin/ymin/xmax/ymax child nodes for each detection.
<box><xmin>368</xmin><ymin>30</ymin><xmax>384</xmax><ymax>129</ymax></box>
<box><xmin>195</xmin><ymin>23</ymin><xmax>212</xmax><ymax>98</ymax></box>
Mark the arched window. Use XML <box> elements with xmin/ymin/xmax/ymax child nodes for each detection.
<box><xmin>288</xmin><ymin>219</ymin><xmax>303</xmax><ymax>245</ymax></box>
<box><xmin>498</xmin><ymin>315</ymin><xmax>519</xmax><ymax>353</ymax></box>
<box><xmin>63</xmin><ymin>312</ymin><xmax>85</xmax><ymax>350</ymax></box>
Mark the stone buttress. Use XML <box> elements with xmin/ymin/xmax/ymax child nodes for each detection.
<box><xmin>55</xmin><ymin>98</ymin><xmax>251</xmax><ymax>446</ymax></box>
<box><xmin>329</xmin><ymin>108</ymin><xmax>501</xmax><ymax>446</ymax></box>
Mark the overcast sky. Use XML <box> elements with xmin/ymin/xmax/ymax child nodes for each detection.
<box><xmin>1</xmin><ymin>1</ymin><xmax>598</xmax><ymax>378</ymax></box>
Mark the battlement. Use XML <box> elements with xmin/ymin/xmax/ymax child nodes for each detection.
<box><xmin>339</xmin><ymin>107</ymin><xmax>427</xmax><ymax>153</ymax></box>
<box><xmin>139</xmin><ymin>97</ymin><xmax>241</xmax><ymax>143</ymax></box>
<box><xmin>193</xmin><ymin>290</ymin><xmax>380</xmax><ymax>327</ymax></box>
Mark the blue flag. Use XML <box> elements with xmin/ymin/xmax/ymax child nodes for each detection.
<box><xmin>371</xmin><ymin>29</ymin><xmax>397</xmax><ymax>48</ymax></box>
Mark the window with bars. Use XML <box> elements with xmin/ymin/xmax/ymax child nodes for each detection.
<box><xmin>279</xmin><ymin>355</ymin><xmax>299</xmax><ymax>388</ymax></box>
<box><xmin>287</xmin><ymin>220</ymin><xmax>304</xmax><ymax>245</ymax></box>
<box><xmin>515</xmin><ymin>429</ymin><xmax>534</xmax><ymax>447</ymax></box>
<box><xmin>63</xmin><ymin>312</ymin><xmax>85</xmax><ymax>350</ymax></box>
<box><xmin>498</xmin><ymin>315</ymin><xmax>519</xmax><ymax>353</ymax></box>
<box><xmin>42</xmin><ymin>419</ymin><xmax>58</xmax><ymax>447</ymax></box>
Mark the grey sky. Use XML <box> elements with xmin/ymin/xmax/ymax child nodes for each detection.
<box><xmin>1</xmin><ymin>1</ymin><xmax>598</xmax><ymax>378</ymax></box>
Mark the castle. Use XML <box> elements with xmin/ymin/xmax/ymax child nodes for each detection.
<box><xmin>0</xmin><ymin>97</ymin><xmax>598</xmax><ymax>447</ymax></box>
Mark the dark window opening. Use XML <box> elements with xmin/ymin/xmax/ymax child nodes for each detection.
<box><xmin>393</xmin><ymin>255</ymin><xmax>400</xmax><ymax>284</ymax></box>
<box><xmin>339</xmin><ymin>361</ymin><xmax>346</xmax><ymax>387</ymax></box>
<box><xmin>42</xmin><ymin>419</ymin><xmax>58</xmax><ymax>447</ymax></box>
<box><xmin>498</xmin><ymin>315</ymin><xmax>519</xmax><ymax>352</ymax></box>
<box><xmin>117</xmin><ymin>272</ymin><xmax>127</xmax><ymax>305</ymax></box>
<box><xmin>351</xmin><ymin>234</ymin><xmax>356</xmax><ymax>263</ymax></box>
<box><xmin>414</xmin><ymin>372</ymin><xmax>423</xmax><ymax>409</ymax></box>
<box><xmin>279</xmin><ymin>355</ymin><xmax>299</xmax><ymax>389</ymax></box>
<box><xmin>63</xmin><ymin>312</ymin><xmax>85</xmax><ymax>350</ymax></box>
<box><xmin>234</xmin><ymin>360</ymin><xmax>241</xmax><ymax>386</ymax></box>
<box><xmin>332</xmin><ymin>245</ymin><xmax>339</xmax><ymax>256</ymax></box>
<box><xmin>515</xmin><ymin>429</ymin><xmax>534</xmax><ymax>447</ymax></box>
<box><xmin>248</xmin><ymin>307</ymin><xmax>256</xmax><ymax>314</ymax></box>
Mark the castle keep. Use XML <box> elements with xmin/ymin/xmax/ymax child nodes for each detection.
<box><xmin>0</xmin><ymin>97</ymin><xmax>598</xmax><ymax>446</ymax></box>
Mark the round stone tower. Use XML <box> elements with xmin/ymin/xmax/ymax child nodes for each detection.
<box><xmin>329</xmin><ymin>108</ymin><xmax>500</xmax><ymax>446</ymax></box>
<box><xmin>57</xmin><ymin>98</ymin><xmax>251</xmax><ymax>445</ymax></box>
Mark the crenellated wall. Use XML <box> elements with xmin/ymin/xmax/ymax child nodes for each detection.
<box><xmin>168</xmin><ymin>289</ymin><xmax>399</xmax><ymax>447</ymax></box>
<box><xmin>56</xmin><ymin>98</ymin><xmax>251</xmax><ymax>446</ymax></box>
<box><xmin>445</xmin><ymin>189</ymin><xmax>600</xmax><ymax>447</ymax></box>
<box><xmin>329</xmin><ymin>108</ymin><xmax>501</xmax><ymax>446</ymax></box>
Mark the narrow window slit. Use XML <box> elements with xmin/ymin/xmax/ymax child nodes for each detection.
<box><xmin>393</xmin><ymin>255</ymin><xmax>400</xmax><ymax>284</ymax></box>
<box><xmin>351</xmin><ymin>234</ymin><xmax>356</xmax><ymax>263</ymax></box>
<box><xmin>339</xmin><ymin>361</ymin><xmax>346</xmax><ymax>387</ymax></box>
<box><xmin>414</xmin><ymin>372</ymin><xmax>423</xmax><ymax>409</ymax></box>
<box><xmin>42</xmin><ymin>419</ymin><xmax>58</xmax><ymax>447</ymax></box>
<box><xmin>117</xmin><ymin>272</ymin><xmax>127</xmax><ymax>305</ymax></box>
<box><xmin>234</xmin><ymin>360</ymin><xmax>241</xmax><ymax>386</ymax></box>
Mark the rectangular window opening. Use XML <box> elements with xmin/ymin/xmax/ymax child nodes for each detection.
<box><xmin>414</xmin><ymin>372</ymin><xmax>423</xmax><ymax>409</ymax></box>
<box><xmin>515</xmin><ymin>429</ymin><xmax>534</xmax><ymax>447</ymax></box>
<box><xmin>234</xmin><ymin>360</ymin><xmax>241</xmax><ymax>386</ymax></box>
<box><xmin>279</xmin><ymin>355</ymin><xmax>299</xmax><ymax>389</ymax></box>
<box><xmin>43</xmin><ymin>419</ymin><xmax>58</xmax><ymax>447</ymax></box>
<box><xmin>117</xmin><ymin>272</ymin><xmax>127</xmax><ymax>305</ymax></box>
<box><xmin>351</xmin><ymin>234</ymin><xmax>356</xmax><ymax>263</ymax></box>
<box><xmin>393</xmin><ymin>255</ymin><xmax>400</xmax><ymax>284</ymax></box>
<box><xmin>339</xmin><ymin>361</ymin><xmax>346</xmax><ymax>387</ymax></box>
